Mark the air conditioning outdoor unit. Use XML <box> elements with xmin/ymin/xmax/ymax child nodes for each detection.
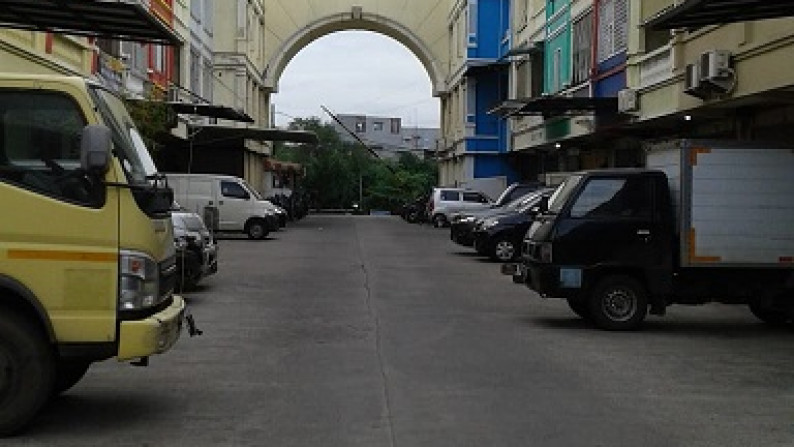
<box><xmin>617</xmin><ymin>88</ymin><xmax>638</xmax><ymax>113</ymax></box>
<box><xmin>684</xmin><ymin>63</ymin><xmax>708</xmax><ymax>99</ymax></box>
<box><xmin>699</xmin><ymin>50</ymin><xmax>736</xmax><ymax>93</ymax></box>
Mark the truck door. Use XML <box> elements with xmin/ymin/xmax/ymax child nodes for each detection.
<box><xmin>218</xmin><ymin>179</ymin><xmax>251</xmax><ymax>231</ymax></box>
<box><xmin>0</xmin><ymin>88</ymin><xmax>120</xmax><ymax>341</ymax></box>
<box><xmin>555</xmin><ymin>175</ymin><xmax>667</xmax><ymax>279</ymax></box>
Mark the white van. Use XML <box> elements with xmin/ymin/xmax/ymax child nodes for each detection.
<box><xmin>166</xmin><ymin>173</ymin><xmax>284</xmax><ymax>239</ymax></box>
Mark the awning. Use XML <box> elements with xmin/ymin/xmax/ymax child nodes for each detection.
<box><xmin>0</xmin><ymin>0</ymin><xmax>182</xmax><ymax>45</ymax></box>
<box><xmin>465</xmin><ymin>60</ymin><xmax>510</xmax><ymax>77</ymax></box>
<box><xmin>501</xmin><ymin>41</ymin><xmax>544</xmax><ymax>59</ymax></box>
<box><xmin>187</xmin><ymin>124</ymin><xmax>319</xmax><ymax>145</ymax></box>
<box><xmin>489</xmin><ymin>96</ymin><xmax>619</xmax><ymax>118</ymax></box>
<box><xmin>128</xmin><ymin>100</ymin><xmax>254</xmax><ymax>123</ymax></box>
<box><xmin>643</xmin><ymin>0</ymin><xmax>794</xmax><ymax>30</ymax></box>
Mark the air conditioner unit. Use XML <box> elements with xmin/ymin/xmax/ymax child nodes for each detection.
<box><xmin>617</xmin><ymin>88</ymin><xmax>638</xmax><ymax>113</ymax></box>
<box><xmin>699</xmin><ymin>50</ymin><xmax>732</xmax><ymax>81</ymax></box>
<box><xmin>684</xmin><ymin>63</ymin><xmax>708</xmax><ymax>99</ymax></box>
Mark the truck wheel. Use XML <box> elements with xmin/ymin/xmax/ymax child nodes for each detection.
<box><xmin>0</xmin><ymin>313</ymin><xmax>55</xmax><ymax>436</ymax></box>
<box><xmin>748</xmin><ymin>302</ymin><xmax>791</xmax><ymax>326</ymax></box>
<box><xmin>432</xmin><ymin>214</ymin><xmax>447</xmax><ymax>228</ymax></box>
<box><xmin>567</xmin><ymin>297</ymin><xmax>592</xmax><ymax>320</ymax></box>
<box><xmin>491</xmin><ymin>237</ymin><xmax>517</xmax><ymax>262</ymax></box>
<box><xmin>588</xmin><ymin>276</ymin><xmax>648</xmax><ymax>331</ymax></box>
<box><xmin>246</xmin><ymin>220</ymin><xmax>268</xmax><ymax>240</ymax></box>
<box><xmin>53</xmin><ymin>360</ymin><xmax>91</xmax><ymax>396</ymax></box>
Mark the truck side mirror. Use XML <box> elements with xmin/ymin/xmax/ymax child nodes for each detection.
<box><xmin>80</xmin><ymin>124</ymin><xmax>111</xmax><ymax>176</ymax></box>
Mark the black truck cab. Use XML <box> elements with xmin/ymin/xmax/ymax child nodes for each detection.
<box><xmin>515</xmin><ymin>169</ymin><xmax>676</xmax><ymax>329</ymax></box>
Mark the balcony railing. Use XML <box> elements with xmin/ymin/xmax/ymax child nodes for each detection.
<box><xmin>638</xmin><ymin>44</ymin><xmax>673</xmax><ymax>90</ymax></box>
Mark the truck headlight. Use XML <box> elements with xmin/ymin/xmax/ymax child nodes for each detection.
<box><xmin>119</xmin><ymin>251</ymin><xmax>159</xmax><ymax>310</ymax></box>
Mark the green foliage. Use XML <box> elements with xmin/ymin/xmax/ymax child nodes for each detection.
<box><xmin>123</xmin><ymin>92</ymin><xmax>173</xmax><ymax>154</ymax></box>
<box><xmin>274</xmin><ymin>117</ymin><xmax>438</xmax><ymax>212</ymax></box>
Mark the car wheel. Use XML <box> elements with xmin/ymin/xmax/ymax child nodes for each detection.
<box><xmin>0</xmin><ymin>311</ymin><xmax>55</xmax><ymax>436</ymax></box>
<box><xmin>432</xmin><ymin>214</ymin><xmax>447</xmax><ymax>228</ymax></box>
<box><xmin>588</xmin><ymin>275</ymin><xmax>648</xmax><ymax>331</ymax></box>
<box><xmin>748</xmin><ymin>301</ymin><xmax>791</xmax><ymax>326</ymax></box>
<box><xmin>491</xmin><ymin>237</ymin><xmax>517</xmax><ymax>262</ymax></box>
<box><xmin>246</xmin><ymin>219</ymin><xmax>268</xmax><ymax>240</ymax></box>
<box><xmin>406</xmin><ymin>211</ymin><xmax>418</xmax><ymax>223</ymax></box>
<box><xmin>567</xmin><ymin>297</ymin><xmax>592</xmax><ymax>320</ymax></box>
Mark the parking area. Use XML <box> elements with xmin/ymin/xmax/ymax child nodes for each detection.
<box><xmin>13</xmin><ymin>215</ymin><xmax>794</xmax><ymax>446</ymax></box>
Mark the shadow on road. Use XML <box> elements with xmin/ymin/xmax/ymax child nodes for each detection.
<box><xmin>32</xmin><ymin>393</ymin><xmax>178</xmax><ymax>437</ymax></box>
<box><xmin>523</xmin><ymin>315</ymin><xmax>794</xmax><ymax>339</ymax></box>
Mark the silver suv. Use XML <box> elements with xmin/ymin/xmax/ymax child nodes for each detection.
<box><xmin>427</xmin><ymin>187</ymin><xmax>492</xmax><ymax>227</ymax></box>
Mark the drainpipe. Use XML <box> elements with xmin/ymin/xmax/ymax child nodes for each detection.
<box><xmin>590</xmin><ymin>0</ymin><xmax>600</xmax><ymax>97</ymax></box>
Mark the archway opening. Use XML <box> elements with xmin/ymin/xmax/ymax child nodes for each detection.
<box><xmin>272</xmin><ymin>30</ymin><xmax>439</xmax><ymax>131</ymax></box>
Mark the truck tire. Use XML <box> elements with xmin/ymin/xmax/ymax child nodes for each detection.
<box><xmin>567</xmin><ymin>297</ymin><xmax>592</xmax><ymax>321</ymax></box>
<box><xmin>0</xmin><ymin>313</ymin><xmax>55</xmax><ymax>436</ymax></box>
<box><xmin>245</xmin><ymin>219</ymin><xmax>268</xmax><ymax>240</ymax></box>
<box><xmin>748</xmin><ymin>302</ymin><xmax>791</xmax><ymax>326</ymax></box>
<box><xmin>588</xmin><ymin>276</ymin><xmax>648</xmax><ymax>331</ymax></box>
<box><xmin>53</xmin><ymin>360</ymin><xmax>91</xmax><ymax>396</ymax></box>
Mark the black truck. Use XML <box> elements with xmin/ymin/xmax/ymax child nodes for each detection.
<box><xmin>504</xmin><ymin>140</ymin><xmax>794</xmax><ymax>330</ymax></box>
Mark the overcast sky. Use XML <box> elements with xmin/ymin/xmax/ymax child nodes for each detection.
<box><xmin>271</xmin><ymin>31</ymin><xmax>440</xmax><ymax>129</ymax></box>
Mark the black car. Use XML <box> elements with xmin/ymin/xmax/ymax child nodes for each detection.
<box><xmin>401</xmin><ymin>193</ymin><xmax>430</xmax><ymax>223</ymax></box>
<box><xmin>450</xmin><ymin>188</ymin><xmax>550</xmax><ymax>247</ymax></box>
<box><xmin>471</xmin><ymin>189</ymin><xmax>554</xmax><ymax>262</ymax></box>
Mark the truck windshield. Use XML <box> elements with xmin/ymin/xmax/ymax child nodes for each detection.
<box><xmin>88</xmin><ymin>86</ymin><xmax>157</xmax><ymax>185</ymax></box>
<box><xmin>547</xmin><ymin>175</ymin><xmax>582</xmax><ymax>214</ymax></box>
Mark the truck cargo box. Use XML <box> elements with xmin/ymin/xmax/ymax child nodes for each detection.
<box><xmin>646</xmin><ymin>140</ymin><xmax>794</xmax><ymax>268</ymax></box>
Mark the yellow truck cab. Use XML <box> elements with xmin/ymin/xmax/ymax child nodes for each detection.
<box><xmin>0</xmin><ymin>74</ymin><xmax>185</xmax><ymax>435</ymax></box>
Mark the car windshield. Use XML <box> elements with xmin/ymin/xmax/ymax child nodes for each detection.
<box><xmin>88</xmin><ymin>86</ymin><xmax>157</xmax><ymax>185</ymax></box>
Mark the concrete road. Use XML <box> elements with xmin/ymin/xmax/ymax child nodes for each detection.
<box><xmin>13</xmin><ymin>215</ymin><xmax>794</xmax><ymax>446</ymax></box>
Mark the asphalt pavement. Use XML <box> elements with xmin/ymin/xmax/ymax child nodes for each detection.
<box><xmin>11</xmin><ymin>215</ymin><xmax>794</xmax><ymax>446</ymax></box>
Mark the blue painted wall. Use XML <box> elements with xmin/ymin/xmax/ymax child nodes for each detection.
<box><xmin>462</xmin><ymin>0</ymin><xmax>516</xmax><ymax>182</ymax></box>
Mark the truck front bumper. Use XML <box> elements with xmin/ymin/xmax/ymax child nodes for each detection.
<box><xmin>117</xmin><ymin>295</ymin><xmax>186</xmax><ymax>361</ymax></box>
<box><xmin>502</xmin><ymin>261</ymin><xmax>571</xmax><ymax>298</ymax></box>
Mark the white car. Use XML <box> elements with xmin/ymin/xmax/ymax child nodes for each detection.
<box><xmin>427</xmin><ymin>187</ymin><xmax>492</xmax><ymax>227</ymax></box>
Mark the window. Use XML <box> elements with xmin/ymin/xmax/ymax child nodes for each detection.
<box><xmin>221</xmin><ymin>181</ymin><xmax>250</xmax><ymax>200</ymax></box>
<box><xmin>440</xmin><ymin>190</ymin><xmax>461</xmax><ymax>201</ymax></box>
<box><xmin>553</xmin><ymin>48</ymin><xmax>562</xmax><ymax>92</ymax></box>
<box><xmin>133</xmin><ymin>42</ymin><xmax>147</xmax><ymax>73</ymax></box>
<box><xmin>463</xmin><ymin>192</ymin><xmax>488</xmax><ymax>203</ymax></box>
<box><xmin>390</xmin><ymin>118</ymin><xmax>401</xmax><ymax>134</ymax></box>
<box><xmin>191</xmin><ymin>0</ymin><xmax>202</xmax><ymax>20</ymax></box>
<box><xmin>598</xmin><ymin>0</ymin><xmax>629</xmax><ymax>62</ymax></box>
<box><xmin>204</xmin><ymin>0</ymin><xmax>214</xmax><ymax>33</ymax></box>
<box><xmin>570</xmin><ymin>178</ymin><xmax>652</xmax><ymax>219</ymax></box>
<box><xmin>203</xmin><ymin>58</ymin><xmax>213</xmax><ymax>101</ymax></box>
<box><xmin>467</xmin><ymin>0</ymin><xmax>478</xmax><ymax>47</ymax></box>
<box><xmin>189</xmin><ymin>49</ymin><xmax>200</xmax><ymax>94</ymax></box>
<box><xmin>572</xmin><ymin>12</ymin><xmax>593</xmax><ymax>85</ymax></box>
<box><xmin>373</xmin><ymin>121</ymin><xmax>384</xmax><ymax>132</ymax></box>
<box><xmin>0</xmin><ymin>91</ymin><xmax>99</xmax><ymax>205</ymax></box>
<box><xmin>355</xmin><ymin>118</ymin><xmax>366</xmax><ymax>133</ymax></box>
<box><xmin>154</xmin><ymin>45</ymin><xmax>164</xmax><ymax>72</ymax></box>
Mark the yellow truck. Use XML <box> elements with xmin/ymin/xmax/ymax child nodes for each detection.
<box><xmin>0</xmin><ymin>74</ymin><xmax>187</xmax><ymax>435</ymax></box>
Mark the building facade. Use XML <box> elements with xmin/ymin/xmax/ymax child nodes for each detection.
<box><xmin>332</xmin><ymin>114</ymin><xmax>439</xmax><ymax>161</ymax></box>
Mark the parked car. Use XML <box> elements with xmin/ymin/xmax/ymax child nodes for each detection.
<box><xmin>166</xmin><ymin>173</ymin><xmax>279</xmax><ymax>239</ymax></box>
<box><xmin>471</xmin><ymin>188</ymin><xmax>555</xmax><ymax>262</ymax></box>
<box><xmin>450</xmin><ymin>188</ymin><xmax>550</xmax><ymax>247</ymax></box>
<box><xmin>427</xmin><ymin>187</ymin><xmax>492</xmax><ymax>228</ymax></box>
<box><xmin>447</xmin><ymin>182</ymin><xmax>544</xmax><ymax>224</ymax></box>
<box><xmin>172</xmin><ymin>207</ymin><xmax>218</xmax><ymax>291</ymax></box>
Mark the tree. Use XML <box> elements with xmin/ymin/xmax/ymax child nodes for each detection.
<box><xmin>273</xmin><ymin>117</ymin><xmax>437</xmax><ymax>212</ymax></box>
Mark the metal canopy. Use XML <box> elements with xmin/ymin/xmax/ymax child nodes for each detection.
<box><xmin>465</xmin><ymin>60</ymin><xmax>510</xmax><ymax>76</ymax></box>
<box><xmin>488</xmin><ymin>96</ymin><xmax>619</xmax><ymax>118</ymax></box>
<box><xmin>127</xmin><ymin>100</ymin><xmax>254</xmax><ymax>123</ymax></box>
<box><xmin>502</xmin><ymin>41</ymin><xmax>544</xmax><ymax>59</ymax></box>
<box><xmin>188</xmin><ymin>124</ymin><xmax>319</xmax><ymax>146</ymax></box>
<box><xmin>643</xmin><ymin>0</ymin><xmax>794</xmax><ymax>30</ymax></box>
<box><xmin>0</xmin><ymin>0</ymin><xmax>182</xmax><ymax>45</ymax></box>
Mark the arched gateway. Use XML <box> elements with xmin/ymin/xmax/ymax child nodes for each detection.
<box><xmin>262</xmin><ymin>2</ymin><xmax>450</xmax><ymax>99</ymax></box>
